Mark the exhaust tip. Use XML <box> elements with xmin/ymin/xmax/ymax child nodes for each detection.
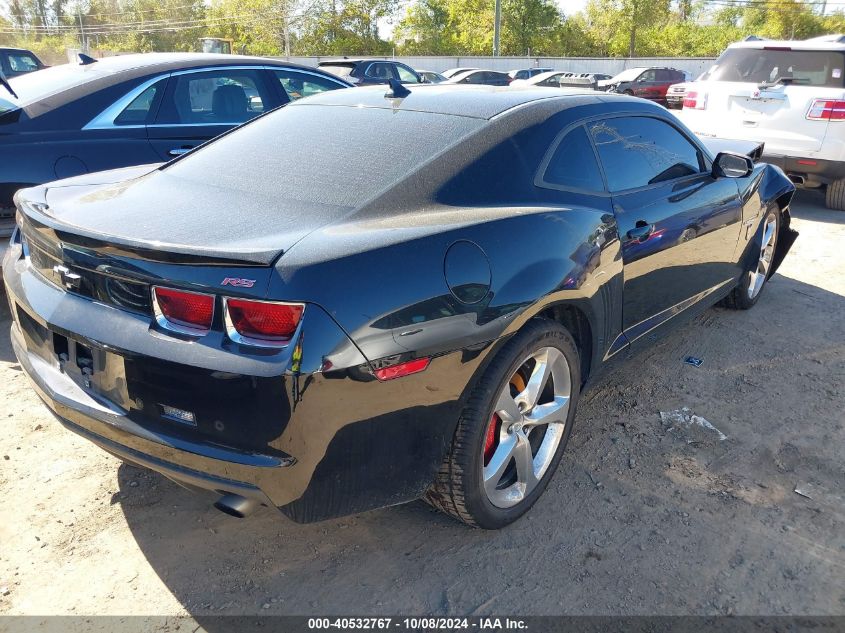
<box><xmin>214</xmin><ymin>493</ymin><xmax>258</xmax><ymax>518</ymax></box>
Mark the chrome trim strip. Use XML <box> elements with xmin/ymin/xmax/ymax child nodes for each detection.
<box><xmin>83</xmin><ymin>74</ymin><xmax>168</xmax><ymax>130</ymax></box>
<box><xmin>223</xmin><ymin>296</ymin><xmax>304</xmax><ymax>349</ymax></box>
<box><xmin>603</xmin><ymin>278</ymin><xmax>733</xmax><ymax>361</ymax></box>
<box><xmin>151</xmin><ymin>285</ymin><xmax>215</xmax><ymax>338</ymax></box>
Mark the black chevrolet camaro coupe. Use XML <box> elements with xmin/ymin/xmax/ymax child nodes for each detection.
<box><xmin>3</xmin><ymin>85</ymin><xmax>797</xmax><ymax>528</ymax></box>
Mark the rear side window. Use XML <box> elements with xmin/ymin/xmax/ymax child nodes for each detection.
<box><xmin>587</xmin><ymin>117</ymin><xmax>703</xmax><ymax>192</ymax></box>
<box><xmin>114</xmin><ymin>81</ymin><xmax>163</xmax><ymax>125</ymax></box>
<box><xmin>318</xmin><ymin>64</ymin><xmax>355</xmax><ymax>79</ymax></box>
<box><xmin>541</xmin><ymin>125</ymin><xmax>605</xmax><ymax>192</ymax></box>
<box><xmin>273</xmin><ymin>70</ymin><xmax>343</xmax><ymax>102</ymax></box>
<box><xmin>709</xmin><ymin>48</ymin><xmax>845</xmax><ymax>87</ymax></box>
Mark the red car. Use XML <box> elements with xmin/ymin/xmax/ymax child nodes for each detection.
<box><xmin>597</xmin><ymin>67</ymin><xmax>688</xmax><ymax>104</ymax></box>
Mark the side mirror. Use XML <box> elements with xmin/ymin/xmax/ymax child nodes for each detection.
<box><xmin>712</xmin><ymin>151</ymin><xmax>753</xmax><ymax>178</ymax></box>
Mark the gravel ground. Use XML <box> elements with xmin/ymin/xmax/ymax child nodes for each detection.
<box><xmin>0</xmin><ymin>190</ymin><xmax>843</xmax><ymax>619</ymax></box>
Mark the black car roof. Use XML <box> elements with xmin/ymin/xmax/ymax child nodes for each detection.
<box><xmin>292</xmin><ymin>83</ymin><xmax>607</xmax><ymax>120</ymax></box>
<box><xmin>23</xmin><ymin>53</ymin><xmax>324</xmax><ymax>87</ymax></box>
<box><xmin>0</xmin><ymin>47</ymin><xmax>39</xmax><ymax>54</ymax></box>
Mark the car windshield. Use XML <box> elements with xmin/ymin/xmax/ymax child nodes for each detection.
<box><xmin>163</xmin><ymin>103</ymin><xmax>485</xmax><ymax>210</ymax></box>
<box><xmin>6</xmin><ymin>62</ymin><xmax>110</xmax><ymax>107</ymax></box>
<box><xmin>707</xmin><ymin>47</ymin><xmax>845</xmax><ymax>87</ymax></box>
<box><xmin>608</xmin><ymin>68</ymin><xmax>645</xmax><ymax>83</ymax></box>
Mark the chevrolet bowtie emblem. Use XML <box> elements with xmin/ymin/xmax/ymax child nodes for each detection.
<box><xmin>53</xmin><ymin>264</ymin><xmax>82</xmax><ymax>290</ymax></box>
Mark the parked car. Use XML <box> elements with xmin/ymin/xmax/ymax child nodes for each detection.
<box><xmin>0</xmin><ymin>47</ymin><xmax>45</xmax><ymax>79</ymax></box>
<box><xmin>508</xmin><ymin>67</ymin><xmax>554</xmax><ymax>81</ymax></box>
<box><xmin>317</xmin><ymin>59</ymin><xmax>421</xmax><ymax>86</ymax></box>
<box><xmin>417</xmin><ymin>69</ymin><xmax>447</xmax><ymax>84</ymax></box>
<box><xmin>665</xmin><ymin>71</ymin><xmax>710</xmax><ymax>109</ymax></box>
<box><xmin>510</xmin><ymin>70</ymin><xmax>569</xmax><ymax>87</ymax></box>
<box><xmin>512</xmin><ymin>71</ymin><xmax>607</xmax><ymax>90</ymax></box>
<box><xmin>678</xmin><ymin>37</ymin><xmax>845</xmax><ymax>210</ymax></box>
<box><xmin>0</xmin><ymin>53</ymin><xmax>351</xmax><ymax>261</ymax></box>
<box><xmin>445</xmin><ymin>69</ymin><xmax>512</xmax><ymax>86</ymax></box>
<box><xmin>442</xmin><ymin>67</ymin><xmax>479</xmax><ymax>78</ymax></box>
<box><xmin>597</xmin><ymin>67</ymin><xmax>687</xmax><ymax>103</ymax></box>
<box><xmin>3</xmin><ymin>85</ymin><xmax>797</xmax><ymax>528</ymax></box>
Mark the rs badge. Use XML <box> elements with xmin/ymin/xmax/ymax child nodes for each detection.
<box><xmin>221</xmin><ymin>277</ymin><xmax>257</xmax><ymax>288</ymax></box>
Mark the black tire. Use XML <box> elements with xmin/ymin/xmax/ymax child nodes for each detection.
<box><xmin>825</xmin><ymin>178</ymin><xmax>845</xmax><ymax>211</ymax></box>
<box><xmin>623</xmin><ymin>89</ymin><xmax>634</xmax><ymax>95</ymax></box>
<box><xmin>425</xmin><ymin>319</ymin><xmax>581</xmax><ymax>529</ymax></box>
<box><xmin>722</xmin><ymin>207</ymin><xmax>780</xmax><ymax>310</ymax></box>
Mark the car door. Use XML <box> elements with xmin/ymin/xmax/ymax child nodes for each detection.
<box><xmin>147</xmin><ymin>67</ymin><xmax>278</xmax><ymax>161</ymax></box>
<box><xmin>585</xmin><ymin>115</ymin><xmax>743</xmax><ymax>338</ymax></box>
<box><xmin>631</xmin><ymin>69</ymin><xmax>659</xmax><ymax>99</ymax></box>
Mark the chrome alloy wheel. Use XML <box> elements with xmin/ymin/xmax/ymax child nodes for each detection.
<box><xmin>748</xmin><ymin>213</ymin><xmax>777</xmax><ymax>300</ymax></box>
<box><xmin>482</xmin><ymin>347</ymin><xmax>571</xmax><ymax>509</ymax></box>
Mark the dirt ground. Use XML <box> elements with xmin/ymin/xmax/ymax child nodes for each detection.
<box><xmin>0</xmin><ymin>190</ymin><xmax>843</xmax><ymax>620</ymax></box>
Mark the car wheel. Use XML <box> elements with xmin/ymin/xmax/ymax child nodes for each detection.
<box><xmin>425</xmin><ymin>319</ymin><xmax>580</xmax><ymax>529</ymax></box>
<box><xmin>623</xmin><ymin>89</ymin><xmax>634</xmax><ymax>95</ymax></box>
<box><xmin>722</xmin><ymin>208</ymin><xmax>780</xmax><ymax>310</ymax></box>
<box><xmin>825</xmin><ymin>178</ymin><xmax>845</xmax><ymax>210</ymax></box>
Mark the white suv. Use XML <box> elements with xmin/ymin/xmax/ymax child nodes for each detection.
<box><xmin>678</xmin><ymin>37</ymin><xmax>845</xmax><ymax>210</ymax></box>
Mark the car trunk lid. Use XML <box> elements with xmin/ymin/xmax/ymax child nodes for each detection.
<box><xmin>34</xmin><ymin>168</ymin><xmax>350</xmax><ymax>266</ymax></box>
<box><xmin>697</xmin><ymin>81</ymin><xmax>836</xmax><ymax>153</ymax></box>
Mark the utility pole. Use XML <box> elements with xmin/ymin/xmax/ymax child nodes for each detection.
<box><xmin>493</xmin><ymin>0</ymin><xmax>501</xmax><ymax>56</ymax></box>
<box><xmin>77</xmin><ymin>8</ymin><xmax>87</xmax><ymax>52</ymax></box>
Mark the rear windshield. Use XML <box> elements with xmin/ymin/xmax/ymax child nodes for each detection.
<box><xmin>708</xmin><ymin>47</ymin><xmax>845</xmax><ymax>87</ymax></box>
<box><xmin>318</xmin><ymin>64</ymin><xmax>355</xmax><ymax>78</ymax></box>
<box><xmin>5</xmin><ymin>62</ymin><xmax>111</xmax><ymax>107</ymax></box>
<box><xmin>163</xmin><ymin>103</ymin><xmax>485</xmax><ymax>209</ymax></box>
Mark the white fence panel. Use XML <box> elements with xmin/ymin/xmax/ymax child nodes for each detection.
<box><xmin>277</xmin><ymin>55</ymin><xmax>716</xmax><ymax>76</ymax></box>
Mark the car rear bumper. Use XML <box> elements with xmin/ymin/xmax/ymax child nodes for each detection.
<box><xmin>3</xmin><ymin>248</ymin><xmax>481</xmax><ymax>522</ymax></box>
<box><xmin>762</xmin><ymin>154</ymin><xmax>845</xmax><ymax>186</ymax></box>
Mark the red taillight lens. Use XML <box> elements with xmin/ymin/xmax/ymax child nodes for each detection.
<box><xmin>225</xmin><ymin>298</ymin><xmax>303</xmax><ymax>344</ymax></box>
<box><xmin>374</xmin><ymin>357</ymin><xmax>431</xmax><ymax>381</ymax></box>
<box><xmin>153</xmin><ymin>286</ymin><xmax>214</xmax><ymax>333</ymax></box>
<box><xmin>807</xmin><ymin>99</ymin><xmax>845</xmax><ymax>121</ymax></box>
<box><xmin>683</xmin><ymin>90</ymin><xmax>706</xmax><ymax>110</ymax></box>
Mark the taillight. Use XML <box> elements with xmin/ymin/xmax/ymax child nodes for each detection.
<box><xmin>806</xmin><ymin>99</ymin><xmax>845</xmax><ymax>121</ymax></box>
<box><xmin>224</xmin><ymin>298</ymin><xmax>304</xmax><ymax>346</ymax></box>
<box><xmin>374</xmin><ymin>357</ymin><xmax>431</xmax><ymax>381</ymax></box>
<box><xmin>683</xmin><ymin>90</ymin><xmax>707</xmax><ymax>110</ymax></box>
<box><xmin>152</xmin><ymin>286</ymin><xmax>215</xmax><ymax>335</ymax></box>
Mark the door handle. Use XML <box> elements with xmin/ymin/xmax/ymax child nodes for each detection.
<box><xmin>168</xmin><ymin>147</ymin><xmax>194</xmax><ymax>157</ymax></box>
<box><xmin>627</xmin><ymin>222</ymin><xmax>654</xmax><ymax>242</ymax></box>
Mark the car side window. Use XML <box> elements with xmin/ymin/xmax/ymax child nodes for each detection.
<box><xmin>587</xmin><ymin>117</ymin><xmax>704</xmax><ymax>192</ymax></box>
<box><xmin>156</xmin><ymin>69</ymin><xmax>268</xmax><ymax>125</ymax></box>
<box><xmin>366</xmin><ymin>63</ymin><xmax>393</xmax><ymax>80</ymax></box>
<box><xmin>639</xmin><ymin>70</ymin><xmax>656</xmax><ymax>82</ymax></box>
<box><xmin>114</xmin><ymin>80</ymin><xmax>164</xmax><ymax>126</ymax></box>
<box><xmin>8</xmin><ymin>53</ymin><xmax>39</xmax><ymax>72</ymax></box>
<box><xmin>273</xmin><ymin>70</ymin><xmax>343</xmax><ymax>102</ymax></box>
<box><xmin>542</xmin><ymin>125</ymin><xmax>605</xmax><ymax>192</ymax></box>
<box><xmin>395</xmin><ymin>65</ymin><xmax>420</xmax><ymax>83</ymax></box>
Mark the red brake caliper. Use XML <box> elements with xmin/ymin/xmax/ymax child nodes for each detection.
<box><xmin>483</xmin><ymin>414</ymin><xmax>500</xmax><ymax>465</ymax></box>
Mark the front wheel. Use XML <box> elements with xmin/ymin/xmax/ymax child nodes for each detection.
<box><xmin>425</xmin><ymin>319</ymin><xmax>580</xmax><ymax>529</ymax></box>
<box><xmin>722</xmin><ymin>208</ymin><xmax>780</xmax><ymax>310</ymax></box>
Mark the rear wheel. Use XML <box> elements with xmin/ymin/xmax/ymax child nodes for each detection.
<box><xmin>723</xmin><ymin>208</ymin><xmax>779</xmax><ymax>310</ymax></box>
<box><xmin>825</xmin><ymin>178</ymin><xmax>845</xmax><ymax>210</ymax></box>
<box><xmin>425</xmin><ymin>320</ymin><xmax>580</xmax><ymax>529</ymax></box>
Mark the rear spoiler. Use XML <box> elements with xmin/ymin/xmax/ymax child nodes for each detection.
<box><xmin>700</xmin><ymin>137</ymin><xmax>765</xmax><ymax>163</ymax></box>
